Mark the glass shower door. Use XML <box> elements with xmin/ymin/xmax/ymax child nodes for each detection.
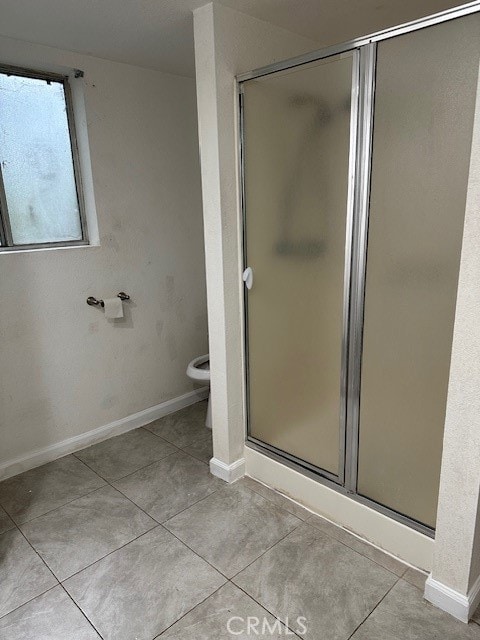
<box><xmin>241</xmin><ymin>53</ymin><xmax>356</xmax><ymax>477</ymax></box>
<box><xmin>357</xmin><ymin>14</ymin><xmax>480</xmax><ymax>528</ymax></box>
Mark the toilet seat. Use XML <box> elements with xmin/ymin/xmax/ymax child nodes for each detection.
<box><xmin>186</xmin><ymin>354</ymin><xmax>210</xmax><ymax>382</ymax></box>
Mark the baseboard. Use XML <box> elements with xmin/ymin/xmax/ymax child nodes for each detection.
<box><xmin>210</xmin><ymin>457</ymin><xmax>245</xmax><ymax>483</ymax></box>
<box><xmin>0</xmin><ymin>387</ymin><xmax>209</xmax><ymax>481</ymax></box>
<box><xmin>245</xmin><ymin>445</ymin><xmax>434</xmax><ymax>571</ymax></box>
<box><xmin>424</xmin><ymin>574</ymin><xmax>475</xmax><ymax>623</ymax></box>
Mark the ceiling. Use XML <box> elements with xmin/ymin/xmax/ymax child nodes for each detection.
<box><xmin>0</xmin><ymin>0</ymin><xmax>465</xmax><ymax>77</ymax></box>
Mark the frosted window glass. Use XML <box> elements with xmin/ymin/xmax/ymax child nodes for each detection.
<box><xmin>0</xmin><ymin>72</ymin><xmax>82</xmax><ymax>245</ymax></box>
<box><xmin>243</xmin><ymin>54</ymin><xmax>353</xmax><ymax>475</ymax></box>
<box><xmin>358</xmin><ymin>15</ymin><xmax>480</xmax><ymax>528</ymax></box>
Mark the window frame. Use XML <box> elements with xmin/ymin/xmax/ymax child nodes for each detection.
<box><xmin>0</xmin><ymin>63</ymin><xmax>89</xmax><ymax>251</ymax></box>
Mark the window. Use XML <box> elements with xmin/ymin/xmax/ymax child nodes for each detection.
<box><xmin>0</xmin><ymin>65</ymin><xmax>87</xmax><ymax>250</ymax></box>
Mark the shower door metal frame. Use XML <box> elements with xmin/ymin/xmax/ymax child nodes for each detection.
<box><xmin>239</xmin><ymin>48</ymin><xmax>361</xmax><ymax>487</ymax></box>
<box><xmin>237</xmin><ymin>0</ymin><xmax>480</xmax><ymax>538</ymax></box>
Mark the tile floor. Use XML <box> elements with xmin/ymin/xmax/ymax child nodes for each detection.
<box><xmin>0</xmin><ymin>400</ymin><xmax>480</xmax><ymax>639</ymax></box>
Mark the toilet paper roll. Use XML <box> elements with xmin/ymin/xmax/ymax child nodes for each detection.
<box><xmin>104</xmin><ymin>297</ymin><xmax>124</xmax><ymax>319</ymax></box>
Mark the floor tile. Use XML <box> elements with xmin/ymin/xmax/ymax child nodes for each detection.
<box><xmin>0</xmin><ymin>528</ymin><xmax>57</xmax><ymax>618</ymax></box>
<box><xmin>182</xmin><ymin>433</ymin><xmax>213</xmax><ymax>464</ymax></box>
<box><xmin>351</xmin><ymin>579</ymin><xmax>480</xmax><ymax>640</ymax></box>
<box><xmin>75</xmin><ymin>428</ymin><xmax>176</xmax><ymax>481</ymax></box>
<box><xmin>0</xmin><ymin>586</ymin><xmax>100</xmax><ymax>639</ymax></box>
<box><xmin>21</xmin><ymin>485</ymin><xmax>157</xmax><ymax>581</ymax></box>
<box><xmin>0</xmin><ymin>456</ymin><xmax>105</xmax><ymax>524</ymax></box>
<box><xmin>113</xmin><ymin>450</ymin><xmax>222</xmax><ymax>522</ymax></box>
<box><xmin>233</xmin><ymin>522</ymin><xmax>398</xmax><ymax>640</ymax></box>
<box><xmin>472</xmin><ymin>603</ymin><xmax>480</xmax><ymax>626</ymax></box>
<box><xmin>308</xmin><ymin>513</ymin><xmax>406</xmax><ymax>576</ymax></box>
<box><xmin>64</xmin><ymin>526</ymin><xmax>226</xmax><ymax>640</ymax></box>
<box><xmin>402</xmin><ymin>567</ymin><xmax>428</xmax><ymax>591</ymax></box>
<box><xmin>164</xmin><ymin>483</ymin><xmax>301</xmax><ymax>578</ymax></box>
<box><xmin>144</xmin><ymin>401</ymin><xmax>211</xmax><ymax>447</ymax></box>
<box><xmin>239</xmin><ymin>477</ymin><xmax>311</xmax><ymax>521</ymax></box>
<box><xmin>159</xmin><ymin>581</ymin><xmax>295</xmax><ymax>639</ymax></box>
<box><xmin>0</xmin><ymin>506</ymin><xmax>14</xmax><ymax>534</ymax></box>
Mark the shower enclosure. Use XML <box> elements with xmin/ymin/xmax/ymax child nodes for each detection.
<box><xmin>239</xmin><ymin>6</ymin><xmax>480</xmax><ymax>534</ymax></box>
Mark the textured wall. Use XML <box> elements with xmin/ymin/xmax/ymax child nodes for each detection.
<box><xmin>0</xmin><ymin>36</ymin><xmax>207</xmax><ymax>466</ymax></box>
<box><xmin>432</xmin><ymin>59</ymin><xmax>480</xmax><ymax>595</ymax></box>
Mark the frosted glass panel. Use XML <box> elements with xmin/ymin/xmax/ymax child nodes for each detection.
<box><xmin>358</xmin><ymin>15</ymin><xmax>480</xmax><ymax>528</ymax></box>
<box><xmin>0</xmin><ymin>72</ymin><xmax>82</xmax><ymax>244</ymax></box>
<box><xmin>243</xmin><ymin>54</ymin><xmax>353</xmax><ymax>474</ymax></box>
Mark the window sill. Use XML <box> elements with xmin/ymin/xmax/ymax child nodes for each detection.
<box><xmin>0</xmin><ymin>242</ymin><xmax>100</xmax><ymax>255</ymax></box>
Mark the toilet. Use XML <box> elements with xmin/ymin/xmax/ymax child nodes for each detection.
<box><xmin>186</xmin><ymin>354</ymin><xmax>211</xmax><ymax>428</ymax></box>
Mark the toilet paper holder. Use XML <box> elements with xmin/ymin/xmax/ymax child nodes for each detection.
<box><xmin>87</xmin><ymin>292</ymin><xmax>130</xmax><ymax>307</ymax></box>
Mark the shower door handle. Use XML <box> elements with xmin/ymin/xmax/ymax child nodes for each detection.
<box><xmin>243</xmin><ymin>267</ymin><xmax>253</xmax><ymax>290</ymax></box>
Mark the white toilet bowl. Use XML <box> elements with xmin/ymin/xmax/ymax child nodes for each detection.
<box><xmin>186</xmin><ymin>354</ymin><xmax>211</xmax><ymax>428</ymax></box>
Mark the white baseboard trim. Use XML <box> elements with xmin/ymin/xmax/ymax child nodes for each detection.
<box><xmin>210</xmin><ymin>457</ymin><xmax>245</xmax><ymax>483</ymax></box>
<box><xmin>0</xmin><ymin>387</ymin><xmax>209</xmax><ymax>481</ymax></box>
<box><xmin>424</xmin><ymin>574</ymin><xmax>480</xmax><ymax>623</ymax></box>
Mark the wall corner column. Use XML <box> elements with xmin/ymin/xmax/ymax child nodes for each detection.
<box><xmin>425</xmin><ymin>60</ymin><xmax>480</xmax><ymax>622</ymax></box>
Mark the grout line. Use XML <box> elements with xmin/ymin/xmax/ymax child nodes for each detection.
<box><xmin>0</xmin><ymin>405</ymin><xmax>218</xmax><ymax>636</ymax></box>
<box><xmin>59</xmin><ymin>583</ymin><xmax>105</xmax><ymax>639</ymax></box>
<box><xmin>106</xmin><ymin>462</ymin><xmax>224</xmax><ymax>527</ymax></box>
<box><xmin>236</xmin><ymin>481</ymin><xmax>308</xmax><ymax>525</ymax></box>
<box><xmin>72</xmin><ymin>447</ymin><xmax>180</xmax><ymax>484</ymax></box>
<box><xmin>13</xmin><ymin>485</ymin><xmax>107</xmax><ymax>528</ymax></box>
<box><xmin>152</xmin><ymin>583</ymin><xmax>227</xmax><ymax>638</ymax></box>
<box><xmin>232</xmin><ymin>580</ymin><xmax>302</xmax><ymax>638</ymax></box>
<box><xmin>241</xmin><ymin>478</ymin><xmax>311</xmax><ymax>520</ymax></box>
<box><xmin>229</xmin><ymin>520</ymin><xmax>304</xmax><ymax>582</ymax></box>
<box><xmin>50</xmin><ymin>478</ymin><xmax>224</xmax><ymax>584</ymax></box>
<box><xmin>161</xmin><ymin>521</ymin><xmax>231</xmax><ymax>580</ymax></box>
<box><xmin>61</xmin><ymin>519</ymin><xmax>160</xmax><ymax>583</ymax></box>
<box><xmin>0</xmin><ymin>584</ymin><xmax>59</xmax><ymax>623</ymax></box>
<box><xmin>0</xmin><ymin>526</ymin><xmax>60</xmax><ymax>622</ymax></box>
<box><xmin>58</xmin><ymin>524</ymin><xmax>168</xmax><ymax>587</ymax></box>
<box><xmin>245</xmin><ymin>477</ymin><xmax>417</xmax><ymax>576</ymax></box>
<box><xmin>161</xmin><ymin>483</ymin><xmax>304</xmax><ymax>582</ymax></box>
<box><xmin>15</xmin><ymin>525</ymin><xmax>59</xmax><ymax>583</ymax></box>
<box><xmin>306</xmin><ymin>517</ymin><xmax>408</xmax><ymax>579</ymax></box>
<box><xmin>346</xmin><ymin>575</ymin><xmax>401</xmax><ymax>640</ymax></box>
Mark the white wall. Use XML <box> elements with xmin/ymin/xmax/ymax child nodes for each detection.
<box><xmin>0</xmin><ymin>36</ymin><xmax>207</xmax><ymax>471</ymax></box>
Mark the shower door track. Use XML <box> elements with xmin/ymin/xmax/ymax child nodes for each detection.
<box><xmin>238</xmin><ymin>0</ymin><xmax>480</xmax><ymax>539</ymax></box>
